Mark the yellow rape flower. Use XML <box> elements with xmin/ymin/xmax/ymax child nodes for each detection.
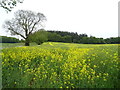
<box><xmin>93</xmin><ymin>65</ymin><xmax>97</xmax><ymax>68</ymax></box>
<box><xmin>60</xmin><ymin>86</ymin><xmax>62</xmax><ymax>88</ymax></box>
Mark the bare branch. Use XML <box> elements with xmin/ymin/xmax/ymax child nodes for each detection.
<box><xmin>7</xmin><ymin>25</ymin><xmax>26</xmax><ymax>39</ymax></box>
<box><xmin>3</xmin><ymin>10</ymin><xmax>47</xmax><ymax>46</ymax></box>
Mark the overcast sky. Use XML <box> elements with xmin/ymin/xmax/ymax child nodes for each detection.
<box><xmin>0</xmin><ymin>0</ymin><xmax>119</xmax><ymax>39</ymax></box>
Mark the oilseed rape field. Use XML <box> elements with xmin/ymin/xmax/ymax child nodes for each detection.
<box><xmin>1</xmin><ymin>42</ymin><xmax>120</xmax><ymax>88</ymax></box>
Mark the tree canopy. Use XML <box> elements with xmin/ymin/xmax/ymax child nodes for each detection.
<box><xmin>3</xmin><ymin>10</ymin><xmax>47</xmax><ymax>46</ymax></box>
<box><xmin>0</xmin><ymin>0</ymin><xmax>23</xmax><ymax>12</ymax></box>
<box><xmin>30</xmin><ymin>29</ymin><xmax>48</xmax><ymax>45</ymax></box>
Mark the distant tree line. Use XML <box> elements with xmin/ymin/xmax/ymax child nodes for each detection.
<box><xmin>104</xmin><ymin>37</ymin><xmax>120</xmax><ymax>44</ymax></box>
<box><xmin>1</xmin><ymin>30</ymin><xmax>120</xmax><ymax>44</ymax></box>
<box><xmin>0</xmin><ymin>36</ymin><xmax>20</xmax><ymax>43</ymax></box>
<box><xmin>47</xmin><ymin>30</ymin><xmax>120</xmax><ymax>44</ymax></box>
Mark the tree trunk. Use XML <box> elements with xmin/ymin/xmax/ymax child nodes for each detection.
<box><xmin>25</xmin><ymin>38</ymin><xmax>30</xmax><ymax>46</ymax></box>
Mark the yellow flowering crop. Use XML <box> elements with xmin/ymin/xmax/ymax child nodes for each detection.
<box><xmin>1</xmin><ymin>42</ymin><xmax>120</xmax><ymax>88</ymax></box>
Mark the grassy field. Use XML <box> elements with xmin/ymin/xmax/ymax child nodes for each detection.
<box><xmin>1</xmin><ymin>42</ymin><xmax>120</xmax><ymax>88</ymax></box>
<box><xmin>1</xmin><ymin>43</ymin><xmax>37</xmax><ymax>49</ymax></box>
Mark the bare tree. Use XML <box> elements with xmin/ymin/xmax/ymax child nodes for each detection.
<box><xmin>0</xmin><ymin>0</ymin><xmax>24</xmax><ymax>12</ymax></box>
<box><xmin>3</xmin><ymin>10</ymin><xmax>47</xmax><ymax>46</ymax></box>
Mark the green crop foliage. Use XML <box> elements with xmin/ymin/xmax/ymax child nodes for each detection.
<box><xmin>1</xmin><ymin>42</ymin><xmax>120</xmax><ymax>88</ymax></box>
